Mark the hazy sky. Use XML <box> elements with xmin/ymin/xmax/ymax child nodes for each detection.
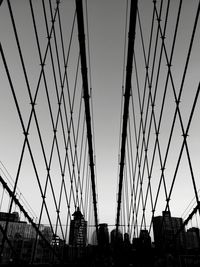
<box><xmin>1</xmin><ymin>0</ymin><xmax>200</xmax><ymax>236</ymax></box>
<box><xmin>86</xmin><ymin>0</ymin><xmax>127</xmax><ymax>225</ymax></box>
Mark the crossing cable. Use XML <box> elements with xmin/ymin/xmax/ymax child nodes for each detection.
<box><xmin>31</xmin><ymin>0</ymin><xmax>82</xmax><ymax>225</ymax></box>
<box><xmin>126</xmin><ymin>124</ymin><xmax>136</xmax><ymax>235</ymax></box>
<box><xmin>74</xmin><ymin>119</ymin><xmax>88</xmax><ymax>217</ymax></box>
<box><xmin>125</xmin><ymin>155</ymin><xmax>131</xmax><ymax>234</ymax></box>
<box><xmin>150</xmin><ymin>0</ymin><xmax>200</xmax><ymax>229</ymax></box>
<box><xmin>136</xmin><ymin>0</ymin><xmax>171</xmax><ymax>232</ymax></box>
<box><xmin>0</xmin><ymin>161</ymin><xmax>37</xmax><ymax>220</ymax></box>
<box><xmin>126</xmin><ymin>1</ymin><xmax>161</xmax><ymax>236</ymax></box>
<box><xmin>74</xmin><ymin>88</ymin><xmax>85</xmax><ymax>210</ymax></box>
<box><xmin>56</xmin><ymin>9</ymin><xmax>88</xmax><ymax>217</ymax></box>
<box><xmin>175</xmin><ymin>201</ymin><xmax>200</xmax><ymax>239</ymax></box>
<box><xmin>126</xmin><ymin>0</ymin><xmax>200</xmax><ymax>241</ymax></box>
<box><xmin>84</xmin><ymin>157</ymin><xmax>90</xmax><ymax>220</ymax></box>
<box><xmin>0</xmin><ymin>37</ymin><xmax>58</xmax><ymax>258</ymax></box>
<box><xmin>145</xmin><ymin>0</ymin><xmax>183</xmax><ymax>229</ymax></box>
<box><xmin>136</xmin><ymin>0</ymin><xmax>198</xmax><ymax>238</ymax></box>
<box><xmin>126</xmin><ymin>112</ymin><xmax>142</xmax><ymax>235</ymax></box>
<box><xmin>63</xmin><ymin>123</ymin><xmax>87</xmax><ymax>243</ymax></box>
<box><xmin>0</xmin><ymin>1</ymin><xmax>64</xmax><ymax>254</ymax></box>
<box><xmin>140</xmin><ymin>0</ymin><xmax>172</xmax><ymax>225</ymax></box>
<box><xmin>1</xmin><ymin>0</ymin><xmax>83</xmax><ymax>257</ymax></box>
<box><xmin>127</xmin><ymin>105</ymin><xmax>139</xmax><ymax>237</ymax></box>
<box><xmin>78</xmin><ymin>4</ymin><xmax>98</xmax><ymax>238</ymax></box>
<box><xmin>75</xmin><ymin>0</ymin><xmax>99</xmax><ymax>239</ymax></box>
<box><xmin>0</xmin><ymin>175</ymin><xmax>61</xmax><ymax>262</ymax></box>
<box><xmin>127</xmin><ymin>0</ymin><xmax>182</xmax><ymax>237</ymax></box>
<box><xmin>129</xmin><ymin>0</ymin><xmax>182</xmax><ymax>237</ymax></box>
<box><xmin>128</xmin><ymin>5</ymin><xmax>158</xmax><ymax>236</ymax></box>
<box><xmin>30</xmin><ymin>2</ymin><xmax>78</xmax><ymax>255</ymax></box>
<box><xmin>45</xmin><ymin>0</ymin><xmax>85</xmax><ymax>232</ymax></box>
<box><xmin>120</xmin><ymin>0</ymin><xmax>186</xmax><ymax>240</ymax></box>
<box><xmin>135</xmin><ymin>0</ymin><xmax>200</xmax><ymax>237</ymax></box>
<box><xmin>38</xmin><ymin>0</ymin><xmax>70</xmax><ymax>241</ymax></box>
<box><xmin>29</xmin><ymin>0</ymin><xmax>86</xmax><ymax>254</ymax></box>
<box><xmin>136</xmin><ymin>1</ymin><xmax>166</xmax><ymax>231</ymax></box>
<box><xmin>0</xmin><ymin>38</ymin><xmax>56</xmax><ymax>256</ymax></box>
<box><xmin>1</xmin><ymin>0</ymin><xmax>90</xmax><ymax>256</ymax></box>
<box><xmin>128</xmin><ymin>0</ymin><xmax>184</xmax><ymax>237</ymax></box>
<box><xmin>182</xmin><ymin>189</ymin><xmax>200</xmax><ymax>220</ymax></box>
<box><xmin>116</xmin><ymin>0</ymin><xmax>138</xmax><ymax>233</ymax></box>
<box><xmin>118</xmin><ymin>0</ymin><xmax>132</xmax><ymax>234</ymax></box>
<box><xmin>162</xmin><ymin>81</ymin><xmax>200</xmax><ymax>218</ymax></box>
<box><xmin>54</xmin><ymin>2</ymin><xmax>82</xmax><ymax>213</ymax></box>
<box><xmin>131</xmin><ymin>1</ymin><xmax>177</xmax><ymax>237</ymax></box>
<box><xmin>118</xmin><ymin>0</ymin><xmax>139</xmax><ymax>236</ymax></box>
<box><xmin>48</xmin><ymin>0</ymin><xmax>83</xmax><ymax>212</ymax></box>
<box><xmin>129</xmin><ymin>51</ymin><xmax>144</xmax><ymax>238</ymax></box>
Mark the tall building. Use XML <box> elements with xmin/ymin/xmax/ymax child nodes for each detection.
<box><xmin>139</xmin><ymin>229</ymin><xmax>151</xmax><ymax>249</ymax></box>
<box><xmin>98</xmin><ymin>223</ymin><xmax>109</xmax><ymax>247</ymax></box>
<box><xmin>153</xmin><ymin>210</ymin><xmax>185</xmax><ymax>252</ymax></box>
<box><xmin>69</xmin><ymin>207</ymin><xmax>87</xmax><ymax>246</ymax></box>
<box><xmin>110</xmin><ymin>228</ymin><xmax>123</xmax><ymax>246</ymax></box>
<box><xmin>91</xmin><ymin>230</ymin><xmax>98</xmax><ymax>245</ymax></box>
<box><xmin>186</xmin><ymin>227</ymin><xmax>200</xmax><ymax>251</ymax></box>
<box><xmin>124</xmin><ymin>233</ymin><xmax>130</xmax><ymax>245</ymax></box>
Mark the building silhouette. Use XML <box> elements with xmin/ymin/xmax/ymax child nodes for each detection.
<box><xmin>98</xmin><ymin>223</ymin><xmax>109</xmax><ymax>247</ymax></box>
<box><xmin>0</xmin><ymin>212</ymin><xmax>52</xmax><ymax>264</ymax></box>
<box><xmin>0</xmin><ymin>211</ymin><xmax>20</xmax><ymax>222</ymax></box>
<box><xmin>91</xmin><ymin>230</ymin><xmax>98</xmax><ymax>245</ymax></box>
<box><xmin>69</xmin><ymin>207</ymin><xmax>87</xmax><ymax>247</ymax></box>
<box><xmin>0</xmin><ymin>212</ymin><xmax>36</xmax><ymax>242</ymax></box>
<box><xmin>186</xmin><ymin>227</ymin><xmax>200</xmax><ymax>252</ymax></box>
<box><xmin>124</xmin><ymin>233</ymin><xmax>130</xmax><ymax>245</ymax></box>
<box><xmin>139</xmin><ymin>229</ymin><xmax>151</xmax><ymax>249</ymax></box>
<box><xmin>153</xmin><ymin>210</ymin><xmax>185</xmax><ymax>253</ymax></box>
<box><xmin>110</xmin><ymin>228</ymin><xmax>123</xmax><ymax>246</ymax></box>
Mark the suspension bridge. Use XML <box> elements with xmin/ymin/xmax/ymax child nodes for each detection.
<box><xmin>0</xmin><ymin>0</ymin><xmax>200</xmax><ymax>266</ymax></box>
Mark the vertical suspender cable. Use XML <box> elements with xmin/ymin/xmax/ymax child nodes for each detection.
<box><xmin>116</xmin><ymin>0</ymin><xmax>138</xmax><ymax>233</ymax></box>
<box><xmin>75</xmin><ymin>0</ymin><xmax>98</xmax><ymax>240</ymax></box>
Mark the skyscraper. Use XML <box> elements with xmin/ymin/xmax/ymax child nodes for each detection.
<box><xmin>98</xmin><ymin>223</ymin><xmax>109</xmax><ymax>247</ymax></box>
<box><xmin>69</xmin><ymin>207</ymin><xmax>87</xmax><ymax>247</ymax></box>
<box><xmin>110</xmin><ymin>228</ymin><xmax>123</xmax><ymax>246</ymax></box>
<box><xmin>153</xmin><ymin>210</ymin><xmax>185</xmax><ymax>252</ymax></box>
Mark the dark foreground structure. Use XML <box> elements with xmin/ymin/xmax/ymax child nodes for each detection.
<box><xmin>0</xmin><ymin>211</ymin><xmax>200</xmax><ymax>266</ymax></box>
<box><xmin>1</xmin><ymin>235</ymin><xmax>199</xmax><ymax>266</ymax></box>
